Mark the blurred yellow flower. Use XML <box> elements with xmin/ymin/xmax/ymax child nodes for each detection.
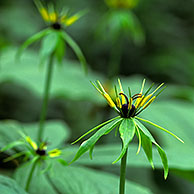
<box><xmin>34</xmin><ymin>0</ymin><xmax>86</xmax><ymax>29</ymax></box>
<box><xmin>105</xmin><ymin>0</ymin><xmax>139</xmax><ymax>9</ymax></box>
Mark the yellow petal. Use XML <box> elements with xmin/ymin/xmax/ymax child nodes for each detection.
<box><xmin>143</xmin><ymin>96</ymin><xmax>156</xmax><ymax>110</ymax></box>
<box><xmin>49</xmin><ymin>12</ymin><xmax>57</xmax><ymax>23</ymax></box>
<box><xmin>48</xmin><ymin>149</ymin><xmax>61</xmax><ymax>157</ymax></box>
<box><xmin>64</xmin><ymin>15</ymin><xmax>79</xmax><ymax>26</ymax></box>
<box><xmin>104</xmin><ymin>93</ymin><xmax>117</xmax><ymax>108</ymax></box>
<box><xmin>118</xmin><ymin>79</ymin><xmax>125</xmax><ymax>104</ymax></box>
<box><xmin>139</xmin><ymin>94</ymin><xmax>152</xmax><ymax>106</ymax></box>
<box><xmin>26</xmin><ymin>136</ymin><xmax>38</xmax><ymax>150</ymax></box>
<box><xmin>134</xmin><ymin>95</ymin><xmax>143</xmax><ymax>108</ymax></box>
<box><xmin>116</xmin><ymin>97</ymin><xmax>122</xmax><ymax>108</ymax></box>
<box><xmin>128</xmin><ymin>97</ymin><xmax>133</xmax><ymax>109</ymax></box>
<box><xmin>39</xmin><ymin>142</ymin><xmax>47</xmax><ymax>150</ymax></box>
<box><xmin>152</xmin><ymin>83</ymin><xmax>164</xmax><ymax>96</ymax></box>
<box><xmin>40</xmin><ymin>8</ymin><xmax>50</xmax><ymax>21</ymax></box>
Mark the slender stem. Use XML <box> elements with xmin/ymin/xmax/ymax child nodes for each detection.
<box><xmin>25</xmin><ymin>159</ymin><xmax>38</xmax><ymax>192</ymax></box>
<box><xmin>119</xmin><ymin>148</ymin><xmax>128</xmax><ymax>194</ymax></box>
<box><xmin>108</xmin><ymin>40</ymin><xmax>122</xmax><ymax>78</ymax></box>
<box><xmin>38</xmin><ymin>54</ymin><xmax>54</xmax><ymax>143</ymax></box>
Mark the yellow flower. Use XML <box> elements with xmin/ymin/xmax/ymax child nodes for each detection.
<box><xmin>105</xmin><ymin>0</ymin><xmax>139</xmax><ymax>9</ymax></box>
<box><xmin>26</xmin><ymin>136</ymin><xmax>61</xmax><ymax>158</ymax></box>
<box><xmin>92</xmin><ymin>79</ymin><xmax>165</xmax><ymax>118</ymax></box>
<box><xmin>34</xmin><ymin>0</ymin><xmax>85</xmax><ymax>29</ymax></box>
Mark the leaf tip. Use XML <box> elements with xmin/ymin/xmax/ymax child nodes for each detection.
<box><xmin>151</xmin><ymin>162</ymin><xmax>154</xmax><ymax>170</ymax></box>
<box><xmin>164</xmin><ymin>172</ymin><xmax>168</xmax><ymax>180</ymax></box>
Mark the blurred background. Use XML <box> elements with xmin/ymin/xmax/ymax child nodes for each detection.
<box><xmin>0</xmin><ymin>0</ymin><xmax>194</xmax><ymax>193</ymax></box>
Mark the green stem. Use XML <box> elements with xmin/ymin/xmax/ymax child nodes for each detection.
<box><xmin>108</xmin><ymin>40</ymin><xmax>122</xmax><ymax>78</ymax></box>
<box><xmin>25</xmin><ymin>159</ymin><xmax>38</xmax><ymax>192</ymax></box>
<box><xmin>38</xmin><ymin>54</ymin><xmax>54</xmax><ymax>143</ymax></box>
<box><xmin>119</xmin><ymin>148</ymin><xmax>128</xmax><ymax>194</ymax></box>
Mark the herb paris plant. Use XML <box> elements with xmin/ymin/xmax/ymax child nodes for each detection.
<box><xmin>17</xmin><ymin>0</ymin><xmax>87</xmax><ymax>73</ymax></box>
<box><xmin>1</xmin><ymin>133</ymin><xmax>62</xmax><ymax>191</ymax></box>
<box><xmin>71</xmin><ymin>79</ymin><xmax>184</xmax><ymax>179</ymax></box>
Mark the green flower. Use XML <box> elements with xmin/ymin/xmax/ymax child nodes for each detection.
<box><xmin>97</xmin><ymin>0</ymin><xmax>144</xmax><ymax>46</ymax></box>
<box><xmin>16</xmin><ymin>0</ymin><xmax>87</xmax><ymax>73</ymax></box>
<box><xmin>71</xmin><ymin>79</ymin><xmax>184</xmax><ymax>179</ymax></box>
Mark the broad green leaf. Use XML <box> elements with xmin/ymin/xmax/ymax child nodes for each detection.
<box><xmin>139</xmin><ymin>130</ymin><xmax>154</xmax><ymax>169</ymax></box>
<box><xmin>121</xmin><ymin>11</ymin><xmax>145</xmax><ymax>45</ymax></box>
<box><xmin>0</xmin><ymin>48</ymin><xmax>104</xmax><ymax>104</ymax></box>
<box><xmin>70</xmin><ymin>118</ymin><xmax>122</xmax><ymax>163</ymax></box>
<box><xmin>55</xmin><ymin>32</ymin><xmax>66</xmax><ymax>64</ymax></box>
<box><xmin>0</xmin><ymin>120</ymin><xmax>70</xmax><ymax>151</ymax></box>
<box><xmin>39</xmin><ymin>31</ymin><xmax>59</xmax><ymax>65</ymax></box>
<box><xmin>0</xmin><ymin>175</ymin><xmax>27</xmax><ymax>194</ymax></box>
<box><xmin>61</xmin><ymin>31</ymin><xmax>87</xmax><ymax>74</ymax></box>
<box><xmin>98</xmin><ymin>10</ymin><xmax>145</xmax><ymax>45</ymax></box>
<box><xmin>68</xmin><ymin>143</ymin><xmax>194</xmax><ymax>171</ymax></box>
<box><xmin>23</xmin><ymin>120</ymin><xmax>70</xmax><ymax>149</ymax></box>
<box><xmin>113</xmin><ymin>118</ymin><xmax>135</xmax><ymax>163</ymax></box>
<box><xmin>14</xmin><ymin>162</ymin><xmax>152</xmax><ymax>194</ymax></box>
<box><xmin>135</xmin><ymin>119</ymin><xmax>168</xmax><ymax>179</ymax></box>
<box><xmin>16</xmin><ymin>29</ymin><xmax>51</xmax><ymax>59</ymax></box>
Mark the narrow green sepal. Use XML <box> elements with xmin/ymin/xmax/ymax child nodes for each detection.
<box><xmin>113</xmin><ymin>118</ymin><xmax>135</xmax><ymax>164</ymax></box>
<box><xmin>3</xmin><ymin>151</ymin><xmax>27</xmax><ymax>163</ymax></box>
<box><xmin>61</xmin><ymin>31</ymin><xmax>88</xmax><ymax>74</ymax></box>
<box><xmin>135</xmin><ymin>116</ymin><xmax>184</xmax><ymax>143</ymax></box>
<box><xmin>72</xmin><ymin>116</ymin><xmax>120</xmax><ymax>145</ymax></box>
<box><xmin>1</xmin><ymin>141</ymin><xmax>25</xmax><ymax>152</ymax></box>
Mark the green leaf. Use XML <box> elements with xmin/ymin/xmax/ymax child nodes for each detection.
<box><xmin>0</xmin><ymin>175</ymin><xmax>27</xmax><ymax>194</ymax></box>
<box><xmin>39</xmin><ymin>31</ymin><xmax>59</xmax><ymax>65</ymax></box>
<box><xmin>134</xmin><ymin>119</ymin><xmax>168</xmax><ymax>179</ymax></box>
<box><xmin>55</xmin><ymin>32</ymin><xmax>66</xmax><ymax>64</ymax></box>
<box><xmin>139</xmin><ymin>130</ymin><xmax>154</xmax><ymax>169</ymax></box>
<box><xmin>68</xmin><ymin>143</ymin><xmax>192</xmax><ymax>171</ymax></box>
<box><xmin>22</xmin><ymin>120</ymin><xmax>70</xmax><ymax>149</ymax></box>
<box><xmin>121</xmin><ymin>11</ymin><xmax>145</xmax><ymax>46</ymax></box>
<box><xmin>16</xmin><ymin>29</ymin><xmax>51</xmax><ymax>59</ymax></box>
<box><xmin>61</xmin><ymin>31</ymin><xmax>88</xmax><ymax>74</ymax></box>
<box><xmin>70</xmin><ymin>118</ymin><xmax>122</xmax><ymax>164</ymax></box>
<box><xmin>14</xmin><ymin>162</ymin><xmax>152</xmax><ymax>194</ymax></box>
<box><xmin>113</xmin><ymin>118</ymin><xmax>135</xmax><ymax>164</ymax></box>
<box><xmin>0</xmin><ymin>48</ymin><xmax>104</xmax><ymax>104</ymax></box>
<box><xmin>72</xmin><ymin>116</ymin><xmax>120</xmax><ymax>144</ymax></box>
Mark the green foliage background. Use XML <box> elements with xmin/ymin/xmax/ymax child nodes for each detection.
<box><xmin>0</xmin><ymin>0</ymin><xmax>194</xmax><ymax>193</ymax></box>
